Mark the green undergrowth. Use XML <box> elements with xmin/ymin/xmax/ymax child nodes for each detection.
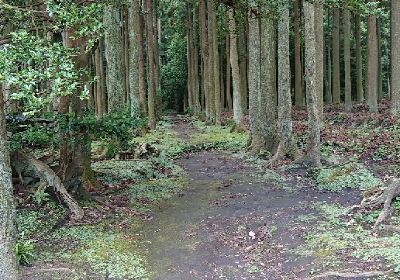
<box><xmin>190</xmin><ymin>119</ymin><xmax>248</xmax><ymax>151</ymax></box>
<box><xmin>39</xmin><ymin>222</ymin><xmax>148</xmax><ymax>279</ymax></box>
<box><xmin>92</xmin><ymin>156</ymin><xmax>184</xmax><ymax>184</ymax></box>
<box><xmin>16</xmin><ymin>203</ymin><xmax>66</xmax><ymax>265</ymax></box>
<box><xmin>312</xmin><ymin>162</ymin><xmax>383</xmax><ymax>192</ymax></box>
<box><xmin>130</xmin><ymin>120</ymin><xmax>190</xmax><ymax>158</ymax></box>
<box><xmin>127</xmin><ymin>177</ymin><xmax>188</xmax><ymax>212</ymax></box>
<box><xmin>295</xmin><ymin>202</ymin><xmax>400</xmax><ymax>276</ymax></box>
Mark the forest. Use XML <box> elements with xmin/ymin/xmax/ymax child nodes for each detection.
<box><xmin>1</xmin><ymin>0</ymin><xmax>400</xmax><ymax>279</ymax></box>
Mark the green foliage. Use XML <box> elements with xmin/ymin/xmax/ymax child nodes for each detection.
<box><xmin>10</xmin><ymin>124</ymin><xmax>56</xmax><ymax>150</ymax></box>
<box><xmin>190</xmin><ymin>120</ymin><xmax>248</xmax><ymax>151</ymax></box>
<box><xmin>29</xmin><ymin>190</ymin><xmax>51</xmax><ymax>206</ymax></box>
<box><xmin>314</xmin><ymin>163</ymin><xmax>383</xmax><ymax>192</ymax></box>
<box><xmin>0</xmin><ymin>31</ymin><xmax>85</xmax><ymax>115</ymax></box>
<box><xmin>16</xmin><ymin>204</ymin><xmax>67</xmax><ymax>266</ymax></box>
<box><xmin>128</xmin><ymin>178</ymin><xmax>186</xmax><ymax>211</ymax></box>
<box><xmin>130</xmin><ymin>122</ymin><xmax>189</xmax><ymax>158</ymax></box>
<box><xmin>44</xmin><ymin>225</ymin><xmax>148</xmax><ymax>279</ymax></box>
<box><xmin>16</xmin><ymin>239</ymin><xmax>34</xmax><ymax>266</ymax></box>
<box><xmin>296</xmin><ymin>202</ymin><xmax>400</xmax><ymax>274</ymax></box>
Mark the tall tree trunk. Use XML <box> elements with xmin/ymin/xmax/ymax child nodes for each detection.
<box><xmin>128</xmin><ymin>0</ymin><xmax>140</xmax><ymax>118</ymax></box>
<box><xmin>377</xmin><ymin>19</ymin><xmax>383</xmax><ymax>101</ymax></box>
<box><xmin>207</xmin><ymin>0</ymin><xmax>216</xmax><ymax>122</ymax></box>
<box><xmin>304</xmin><ymin>1</ymin><xmax>322</xmax><ymax>167</ymax></box>
<box><xmin>367</xmin><ymin>4</ymin><xmax>379</xmax><ymax>113</ymax></box>
<box><xmin>209</xmin><ymin>0</ymin><xmax>221</xmax><ymax>125</ymax></box>
<box><xmin>392</xmin><ymin>0</ymin><xmax>400</xmax><ymax>115</ymax></box>
<box><xmin>226</xmin><ymin>34</ymin><xmax>233</xmax><ymax>112</ymax></box>
<box><xmin>145</xmin><ymin>0</ymin><xmax>157</xmax><ymax>129</ymax></box>
<box><xmin>0</xmin><ymin>85</ymin><xmax>18</xmax><ymax>280</ymax></box>
<box><xmin>355</xmin><ymin>14</ymin><xmax>364</xmax><ymax>102</ymax></box>
<box><xmin>104</xmin><ymin>3</ymin><xmax>126</xmax><ymax>112</ymax></box>
<box><xmin>344</xmin><ymin>7</ymin><xmax>352</xmax><ymax>112</ymax></box>
<box><xmin>220</xmin><ymin>47</ymin><xmax>225</xmax><ymax>111</ymax></box>
<box><xmin>134</xmin><ymin>0</ymin><xmax>147</xmax><ymax>114</ymax></box>
<box><xmin>228</xmin><ymin>8</ymin><xmax>243</xmax><ymax>127</ymax></box>
<box><xmin>94</xmin><ymin>44</ymin><xmax>105</xmax><ymax>118</ymax></box>
<box><xmin>193</xmin><ymin>7</ymin><xmax>201</xmax><ymax>114</ymax></box>
<box><xmin>248</xmin><ymin>2</ymin><xmax>263</xmax><ymax>153</ymax></box>
<box><xmin>332</xmin><ymin>8</ymin><xmax>341</xmax><ymax>104</ymax></box>
<box><xmin>314</xmin><ymin>0</ymin><xmax>324</xmax><ymax>120</ymax></box>
<box><xmin>199</xmin><ymin>0</ymin><xmax>210</xmax><ymax>118</ymax></box>
<box><xmin>260</xmin><ymin>7</ymin><xmax>278</xmax><ymax>153</ymax></box>
<box><xmin>325</xmin><ymin>10</ymin><xmax>333</xmax><ymax>104</ymax></box>
<box><xmin>124</xmin><ymin>9</ymin><xmax>130</xmax><ymax>105</ymax></box>
<box><xmin>275</xmin><ymin>3</ymin><xmax>296</xmax><ymax>159</ymax></box>
<box><xmin>294</xmin><ymin>0</ymin><xmax>304</xmax><ymax>106</ymax></box>
<box><xmin>187</xmin><ymin>1</ymin><xmax>195</xmax><ymax>111</ymax></box>
<box><xmin>238</xmin><ymin>19</ymin><xmax>248</xmax><ymax>113</ymax></box>
<box><xmin>59</xmin><ymin>29</ymin><xmax>97</xmax><ymax>194</ymax></box>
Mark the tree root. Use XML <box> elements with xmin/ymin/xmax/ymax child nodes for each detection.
<box><xmin>349</xmin><ymin>178</ymin><xmax>400</xmax><ymax>229</ymax></box>
<box><xmin>307</xmin><ymin>270</ymin><xmax>387</xmax><ymax>279</ymax></box>
<box><xmin>11</xmin><ymin>151</ymin><xmax>84</xmax><ymax>220</ymax></box>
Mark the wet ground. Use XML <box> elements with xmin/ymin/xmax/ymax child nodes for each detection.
<box><xmin>139</xmin><ymin>119</ymin><xmax>360</xmax><ymax>280</ymax></box>
<box><xmin>22</xmin><ymin>117</ymin><xmax>370</xmax><ymax>280</ymax></box>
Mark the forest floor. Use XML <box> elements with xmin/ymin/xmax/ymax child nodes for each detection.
<box><xmin>21</xmin><ymin>106</ymin><xmax>400</xmax><ymax>280</ymax></box>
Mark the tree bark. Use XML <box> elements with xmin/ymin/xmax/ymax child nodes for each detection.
<box><xmin>145</xmin><ymin>0</ymin><xmax>157</xmax><ymax>129</ymax></box>
<box><xmin>94</xmin><ymin>44</ymin><xmax>105</xmax><ymax>118</ymax></box>
<box><xmin>0</xmin><ymin>84</ymin><xmax>18</xmax><ymax>280</ymax></box>
<box><xmin>314</xmin><ymin>0</ymin><xmax>324</xmax><ymax>120</ymax></box>
<box><xmin>238</xmin><ymin>19</ymin><xmax>248</xmax><ymax>113</ymax></box>
<box><xmin>128</xmin><ymin>0</ymin><xmax>141</xmax><ymax>118</ymax></box>
<box><xmin>367</xmin><ymin>4</ymin><xmax>379</xmax><ymax>113</ymax></box>
<box><xmin>344</xmin><ymin>7</ymin><xmax>352</xmax><ymax>112</ymax></box>
<box><xmin>304</xmin><ymin>1</ymin><xmax>322</xmax><ymax>167</ymax></box>
<box><xmin>325</xmin><ymin>10</ymin><xmax>333</xmax><ymax>104</ymax></box>
<box><xmin>199</xmin><ymin>0</ymin><xmax>210</xmax><ymax>118</ymax></box>
<box><xmin>392</xmin><ymin>0</ymin><xmax>400</xmax><ymax>115</ymax></box>
<box><xmin>260</xmin><ymin>9</ymin><xmax>278</xmax><ymax>153</ymax></box>
<box><xmin>275</xmin><ymin>3</ymin><xmax>296</xmax><ymax>159</ymax></box>
<box><xmin>248</xmin><ymin>2</ymin><xmax>263</xmax><ymax>153</ymax></box>
<box><xmin>209</xmin><ymin>0</ymin><xmax>221</xmax><ymax>125</ymax></box>
<box><xmin>229</xmin><ymin>8</ymin><xmax>243</xmax><ymax>127</ymax></box>
<box><xmin>207</xmin><ymin>0</ymin><xmax>216</xmax><ymax>122</ymax></box>
<box><xmin>226</xmin><ymin>35</ymin><xmax>233</xmax><ymax>112</ymax></box>
<box><xmin>104</xmin><ymin>3</ymin><xmax>126</xmax><ymax>112</ymax></box>
<box><xmin>134</xmin><ymin>0</ymin><xmax>147</xmax><ymax>114</ymax></box>
<box><xmin>377</xmin><ymin>19</ymin><xmax>383</xmax><ymax>101</ymax></box>
<box><xmin>294</xmin><ymin>0</ymin><xmax>304</xmax><ymax>106</ymax></box>
<box><xmin>355</xmin><ymin>14</ymin><xmax>364</xmax><ymax>102</ymax></box>
<box><xmin>332</xmin><ymin>8</ymin><xmax>341</xmax><ymax>104</ymax></box>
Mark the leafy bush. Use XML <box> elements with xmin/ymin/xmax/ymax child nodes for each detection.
<box><xmin>314</xmin><ymin>163</ymin><xmax>383</xmax><ymax>192</ymax></box>
<box><xmin>10</xmin><ymin>124</ymin><xmax>57</xmax><ymax>150</ymax></box>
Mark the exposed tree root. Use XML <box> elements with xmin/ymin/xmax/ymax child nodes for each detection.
<box><xmin>11</xmin><ymin>151</ymin><xmax>84</xmax><ymax>220</ymax></box>
<box><xmin>349</xmin><ymin>179</ymin><xmax>400</xmax><ymax>229</ymax></box>
<box><xmin>307</xmin><ymin>270</ymin><xmax>387</xmax><ymax>279</ymax></box>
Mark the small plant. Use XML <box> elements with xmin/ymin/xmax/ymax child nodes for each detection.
<box><xmin>16</xmin><ymin>239</ymin><xmax>35</xmax><ymax>265</ymax></box>
<box><xmin>29</xmin><ymin>190</ymin><xmax>51</xmax><ymax>206</ymax></box>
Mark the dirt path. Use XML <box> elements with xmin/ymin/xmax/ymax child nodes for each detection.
<box><xmin>139</xmin><ymin>118</ymin><xmax>359</xmax><ymax>280</ymax></box>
